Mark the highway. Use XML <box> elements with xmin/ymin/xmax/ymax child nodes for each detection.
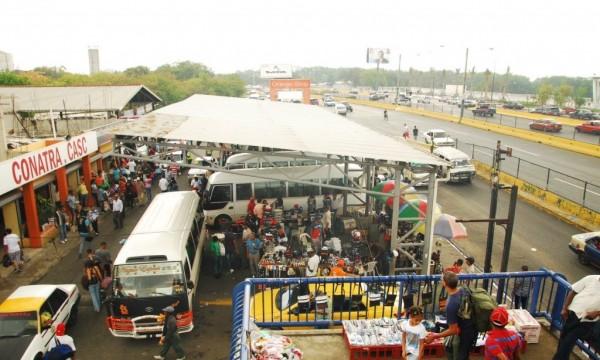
<box><xmin>342</xmin><ymin>105</ymin><xmax>597</xmax><ymax>281</ymax></box>
<box><xmin>347</xmin><ymin>105</ymin><xmax>600</xmax><ymax>212</ymax></box>
<box><xmin>404</xmin><ymin>101</ymin><xmax>600</xmax><ymax>145</ymax></box>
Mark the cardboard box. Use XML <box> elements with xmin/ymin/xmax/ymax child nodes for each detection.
<box><xmin>508</xmin><ymin>309</ymin><xmax>541</xmax><ymax>344</ymax></box>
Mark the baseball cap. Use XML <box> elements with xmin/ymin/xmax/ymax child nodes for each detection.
<box><xmin>55</xmin><ymin>323</ymin><xmax>66</xmax><ymax>336</ymax></box>
<box><xmin>490</xmin><ymin>307</ymin><xmax>509</xmax><ymax>327</ymax></box>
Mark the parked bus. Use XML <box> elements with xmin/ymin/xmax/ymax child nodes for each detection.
<box><xmin>203</xmin><ymin>164</ymin><xmax>364</xmax><ymax>226</ymax></box>
<box><xmin>107</xmin><ymin>191</ymin><xmax>203</xmax><ymax>338</ymax></box>
<box><xmin>225</xmin><ymin>151</ymin><xmax>326</xmax><ymax>170</ymax></box>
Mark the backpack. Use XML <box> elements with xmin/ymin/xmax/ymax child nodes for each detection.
<box><xmin>2</xmin><ymin>254</ymin><xmax>12</xmax><ymax>268</ymax></box>
<box><xmin>43</xmin><ymin>337</ymin><xmax>73</xmax><ymax>360</ymax></box>
<box><xmin>457</xmin><ymin>287</ymin><xmax>498</xmax><ymax>333</ymax></box>
<box><xmin>78</xmin><ymin>218</ymin><xmax>89</xmax><ymax>234</ymax></box>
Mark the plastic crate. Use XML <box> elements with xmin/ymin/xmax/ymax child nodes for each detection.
<box><xmin>423</xmin><ymin>338</ymin><xmax>445</xmax><ymax>358</ymax></box>
<box><xmin>343</xmin><ymin>328</ymin><xmax>402</xmax><ymax>359</ymax></box>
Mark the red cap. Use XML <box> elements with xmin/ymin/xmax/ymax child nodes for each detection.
<box><xmin>55</xmin><ymin>323</ymin><xmax>66</xmax><ymax>336</ymax></box>
<box><xmin>490</xmin><ymin>307</ymin><xmax>509</xmax><ymax>327</ymax></box>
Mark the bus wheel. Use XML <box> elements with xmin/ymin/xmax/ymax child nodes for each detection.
<box><xmin>215</xmin><ymin>215</ymin><xmax>232</xmax><ymax>230</ymax></box>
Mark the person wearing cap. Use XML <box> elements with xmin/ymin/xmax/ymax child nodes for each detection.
<box><xmin>47</xmin><ymin>322</ymin><xmax>77</xmax><ymax>359</ymax></box>
<box><xmin>484</xmin><ymin>307</ymin><xmax>523</xmax><ymax>360</ymax></box>
<box><xmin>154</xmin><ymin>306</ymin><xmax>185</xmax><ymax>360</ymax></box>
<box><xmin>553</xmin><ymin>274</ymin><xmax>600</xmax><ymax>359</ymax></box>
<box><xmin>331</xmin><ymin>259</ymin><xmax>351</xmax><ymax>277</ymax></box>
<box><xmin>402</xmin><ymin>306</ymin><xmax>427</xmax><ymax>360</ymax></box>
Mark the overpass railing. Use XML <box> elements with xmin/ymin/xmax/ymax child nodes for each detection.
<box><xmin>229</xmin><ymin>269</ymin><xmax>598</xmax><ymax>360</ymax></box>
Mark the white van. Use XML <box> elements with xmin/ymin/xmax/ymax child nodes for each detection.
<box><xmin>433</xmin><ymin>147</ymin><xmax>476</xmax><ymax>183</ymax></box>
<box><xmin>335</xmin><ymin>103</ymin><xmax>347</xmax><ymax>115</ymax></box>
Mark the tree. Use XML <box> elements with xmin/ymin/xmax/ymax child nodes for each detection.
<box><xmin>124</xmin><ymin>66</ymin><xmax>150</xmax><ymax>77</ymax></box>
<box><xmin>553</xmin><ymin>84</ymin><xmax>573</xmax><ymax>107</ymax></box>
<box><xmin>0</xmin><ymin>72</ymin><xmax>31</xmax><ymax>85</ymax></box>
<box><xmin>574</xmin><ymin>86</ymin><xmax>588</xmax><ymax>108</ymax></box>
<box><xmin>537</xmin><ymin>83</ymin><xmax>553</xmax><ymax>105</ymax></box>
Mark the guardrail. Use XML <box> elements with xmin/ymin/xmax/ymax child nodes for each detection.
<box><xmin>457</xmin><ymin>141</ymin><xmax>600</xmax><ymax>213</ymax></box>
<box><xmin>229</xmin><ymin>270</ymin><xmax>599</xmax><ymax>360</ymax></box>
<box><xmin>374</xmin><ymin>98</ymin><xmax>600</xmax><ymax>146</ymax></box>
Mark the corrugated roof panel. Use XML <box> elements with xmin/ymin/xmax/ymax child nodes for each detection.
<box><xmin>106</xmin><ymin>94</ymin><xmax>446</xmax><ymax>165</ymax></box>
<box><xmin>0</xmin><ymin>85</ymin><xmax>161</xmax><ymax>112</ymax></box>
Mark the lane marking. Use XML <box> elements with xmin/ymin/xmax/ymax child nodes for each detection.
<box><xmin>201</xmin><ymin>298</ymin><xmax>232</xmax><ymax>306</ymax></box>
<box><xmin>554</xmin><ymin>178</ymin><xmax>600</xmax><ymax>197</ymax></box>
<box><xmin>504</xmin><ymin>145</ymin><xmax>539</xmax><ymax>157</ymax></box>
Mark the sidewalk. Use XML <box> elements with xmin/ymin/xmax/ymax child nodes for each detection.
<box><xmin>0</xmin><ymin>212</ymin><xmax>113</xmax><ymax>302</ymax></box>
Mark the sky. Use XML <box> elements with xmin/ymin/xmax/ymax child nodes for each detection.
<box><xmin>2</xmin><ymin>0</ymin><xmax>599</xmax><ymax>79</ymax></box>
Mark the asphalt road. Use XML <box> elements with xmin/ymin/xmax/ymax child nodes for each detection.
<box><xmin>337</xmin><ymin>105</ymin><xmax>596</xmax><ymax>281</ymax></box>
<box><xmin>409</xmin><ymin>101</ymin><xmax>600</xmax><ymax>145</ymax></box>
<box><xmin>347</xmin><ymin>105</ymin><xmax>600</xmax><ymax>212</ymax></box>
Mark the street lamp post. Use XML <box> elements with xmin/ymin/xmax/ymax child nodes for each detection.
<box><xmin>459</xmin><ymin>48</ymin><xmax>469</xmax><ymax>123</ymax></box>
<box><xmin>489</xmin><ymin>48</ymin><xmax>496</xmax><ymax>102</ymax></box>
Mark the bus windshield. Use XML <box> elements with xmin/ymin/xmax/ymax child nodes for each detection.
<box><xmin>113</xmin><ymin>262</ymin><xmax>186</xmax><ymax>298</ymax></box>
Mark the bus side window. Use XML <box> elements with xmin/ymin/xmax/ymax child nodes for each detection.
<box><xmin>184</xmin><ymin>260</ymin><xmax>191</xmax><ymax>281</ymax></box>
<box><xmin>210</xmin><ymin>184</ymin><xmax>232</xmax><ymax>202</ymax></box>
<box><xmin>186</xmin><ymin>234</ymin><xmax>196</xmax><ymax>264</ymax></box>
<box><xmin>236</xmin><ymin>183</ymin><xmax>253</xmax><ymax>201</ymax></box>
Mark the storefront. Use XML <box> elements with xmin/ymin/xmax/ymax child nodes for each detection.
<box><xmin>0</xmin><ymin>132</ymin><xmax>111</xmax><ymax>248</ymax></box>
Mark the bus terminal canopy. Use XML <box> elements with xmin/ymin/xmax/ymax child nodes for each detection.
<box><xmin>105</xmin><ymin>94</ymin><xmax>446</xmax><ymax>166</ymax></box>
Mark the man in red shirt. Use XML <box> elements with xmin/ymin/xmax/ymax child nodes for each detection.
<box><xmin>484</xmin><ymin>307</ymin><xmax>523</xmax><ymax>360</ymax></box>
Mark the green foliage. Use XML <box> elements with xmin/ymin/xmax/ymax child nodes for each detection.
<box><xmin>574</xmin><ymin>86</ymin><xmax>588</xmax><ymax>108</ymax></box>
<box><xmin>0</xmin><ymin>72</ymin><xmax>31</xmax><ymax>85</ymax></box>
<box><xmin>537</xmin><ymin>83</ymin><xmax>554</xmax><ymax>105</ymax></box>
<box><xmin>236</xmin><ymin>67</ymin><xmax>591</xmax><ymax>96</ymax></box>
<box><xmin>553</xmin><ymin>84</ymin><xmax>573</xmax><ymax>107</ymax></box>
<box><xmin>2</xmin><ymin>62</ymin><xmax>244</xmax><ymax>105</ymax></box>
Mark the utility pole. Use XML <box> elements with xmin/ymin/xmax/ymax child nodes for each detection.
<box><xmin>483</xmin><ymin>140</ymin><xmax>513</xmax><ymax>289</ymax></box>
<box><xmin>502</xmin><ymin>66</ymin><xmax>510</xmax><ymax>101</ymax></box>
<box><xmin>496</xmin><ymin>185</ymin><xmax>519</xmax><ymax>303</ymax></box>
<box><xmin>0</xmin><ymin>96</ymin><xmax>8</xmax><ymax>161</ymax></box>
<box><xmin>395</xmin><ymin>54</ymin><xmax>402</xmax><ymax>101</ymax></box>
<box><xmin>459</xmin><ymin>48</ymin><xmax>469</xmax><ymax>123</ymax></box>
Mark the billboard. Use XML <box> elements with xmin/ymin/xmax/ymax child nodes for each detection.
<box><xmin>260</xmin><ymin>64</ymin><xmax>293</xmax><ymax>79</ymax></box>
<box><xmin>366</xmin><ymin>48</ymin><xmax>391</xmax><ymax>64</ymax></box>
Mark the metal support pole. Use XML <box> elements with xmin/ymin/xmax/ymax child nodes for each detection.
<box><xmin>496</xmin><ymin>185</ymin><xmax>519</xmax><ymax>304</ymax></box>
<box><xmin>459</xmin><ymin>48</ymin><xmax>469</xmax><ymax>123</ymax></box>
<box><xmin>342</xmin><ymin>157</ymin><xmax>349</xmax><ymax>216</ymax></box>
<box><xmin>483</xmin><ymin>184</ymin><xmax>498</xmax><ymax>289</ymax></box>
<box><xmin>582</xmin><ymin>182</ymin><xmax>588</xmax><ymax>206</ymax></box>
<box><xmin>546</xmin><ymin>168</ymin><xmax>551</xmax><ymax>190</ymax></box>
<box><xmin>365</xmin><ymin>165</ymin><xmax>372</xmax><ymax>214</ymax></box>
<box><xmin>395</xmin><ymin>54</ymin><xmax>402</xmax><ymax>101</ymax></box>
<box><xmin>423</xmin><ymin>171</ymin><xmax>438</xmax><ymax>275</ymax></box>
<box><xmin>390</xmin><ymin>167</ymin><xmax>402</xmax><ymax>275</ymax></box>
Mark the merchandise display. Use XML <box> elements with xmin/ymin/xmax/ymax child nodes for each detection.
<box><xmin>250</xmin><ymin>330</ymin><xmax>303</xmax><ymax>360</ymax></box>
<box><xmin>342</xmin><ymin>318</ymin><xmax>404</xmax><ymax>346</ymax></box>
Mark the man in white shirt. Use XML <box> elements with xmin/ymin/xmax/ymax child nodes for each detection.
<box><xmin>305</xmin><ymin>249</ymin><xmax>320</xmax><ymax>277</ymax></box>
<box><xmin>112</xmin><ymin>194</ymin><xmax>124</xmax><ymax>229</ymax></box>
<box><xmin>554</xmin><ymin>275</ymin><xmax>600</xmax><ymax>359</ymax></box>
<box><xmin>47</xmin><ymin>323</ymin><xmax>76</xmax><ymax>359</ymax></box>
<box><xmin>322</xmin><ymin>207</ymin><xmax>332</xmax><ymax>238</ymax></box>
<box><xmin>127</xmin><ymin>159</ymin><xmax>136</xmax><ymax>175</ymax></box>
<box><xmin>158</xmin><ymin>175</ymin><xmax>169</xmax><ymax>193</ymax></box>
<box><xmin>3</xmin><ymin>228</ymin><xmax>23</xmax><ymax>272</ymax></box>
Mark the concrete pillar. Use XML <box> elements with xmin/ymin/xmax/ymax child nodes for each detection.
<box><xmin>23</xmin><ymin>182</ymin><xmax>42</xmax><ymax>248</ymax></box>
<box><xmin>56</xmin><ymin>167</ymin><xmax>69</xmax><ymax>207</ymax></box>
<box><xmin>81</xmin><ymin>155</ymin><xmax>93</xmax><ymax>207</ymax></box>
<box><xmin>96</xmin><ymin>158</ymin><xmax>104</xmax><ymax>174</ymax></box>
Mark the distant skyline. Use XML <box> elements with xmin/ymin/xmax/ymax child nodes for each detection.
<box><xmin>2</xmin><ymin>0</ymin><xmax>599</xmax><ymax>79</ymax></box>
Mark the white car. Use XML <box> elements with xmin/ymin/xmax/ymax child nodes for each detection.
<box><xmin>402</xmin><ymin>163</ymin><xmax>434</xmax><ymax>187</ymax></box>
<box><xmin>335</xmin><ymin>103</ymin><xmax>347</xmax><ymax>116</ymax></box>
<box><xmin>423</xmin><ymin>129</ymin><xmax>456</xmax><ymax>147</ymax></box>
<box><xmin>0</xmin><ymin>284</ymin><xmax>80</xmax><ymax>360</ymax></box>
<box><xmin>324</xmin><ymin>98</ymin><xmax>336</xmax><ymax>107</ymax></box>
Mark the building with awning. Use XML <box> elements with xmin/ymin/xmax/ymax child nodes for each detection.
<box><xmin>0</xmin><ymin>85</ymin><xmax>162</xmax><ymax>141</ymax></box>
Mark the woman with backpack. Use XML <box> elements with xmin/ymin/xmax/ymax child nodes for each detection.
<box><xmin>83</xmin><ymin>253</ymin><xmax>104</xmax><ymax>313</ymax></box>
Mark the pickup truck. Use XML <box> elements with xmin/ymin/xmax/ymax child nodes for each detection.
<box><xmin>472</xmin><ymin>104</ymin><xmax>496</xmax><ymax>117</ymax></box>
<box><xmin>569</xmin><ymin>231</ymin><xmax>600</xmax><ymax>267</ymax></box>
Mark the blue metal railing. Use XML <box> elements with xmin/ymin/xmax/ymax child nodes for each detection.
<box><xmin>229</xmin><ymin>269</ymin><xmax>598</xmax><ymax>360</ymax></box>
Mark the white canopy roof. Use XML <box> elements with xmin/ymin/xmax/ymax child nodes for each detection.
<box><xmin>106</xmin><ymin>94</ymin><xmax>445</xmax><ymax>165</ymax></box>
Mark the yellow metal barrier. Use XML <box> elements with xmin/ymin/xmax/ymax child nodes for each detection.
<box><xmin>473</xmin><ymin>161</ymin><xmax>600</xmax><ymax>231</ymax></box>
<box><xmin>341</xmin><ymin>98</ymin><xmax>600</xmax><ymax>159</ymax></box>
<box><xmin>496</xmin><ymin>108</ymin><xmax>584</xmax><ymax>127</ymax></box>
